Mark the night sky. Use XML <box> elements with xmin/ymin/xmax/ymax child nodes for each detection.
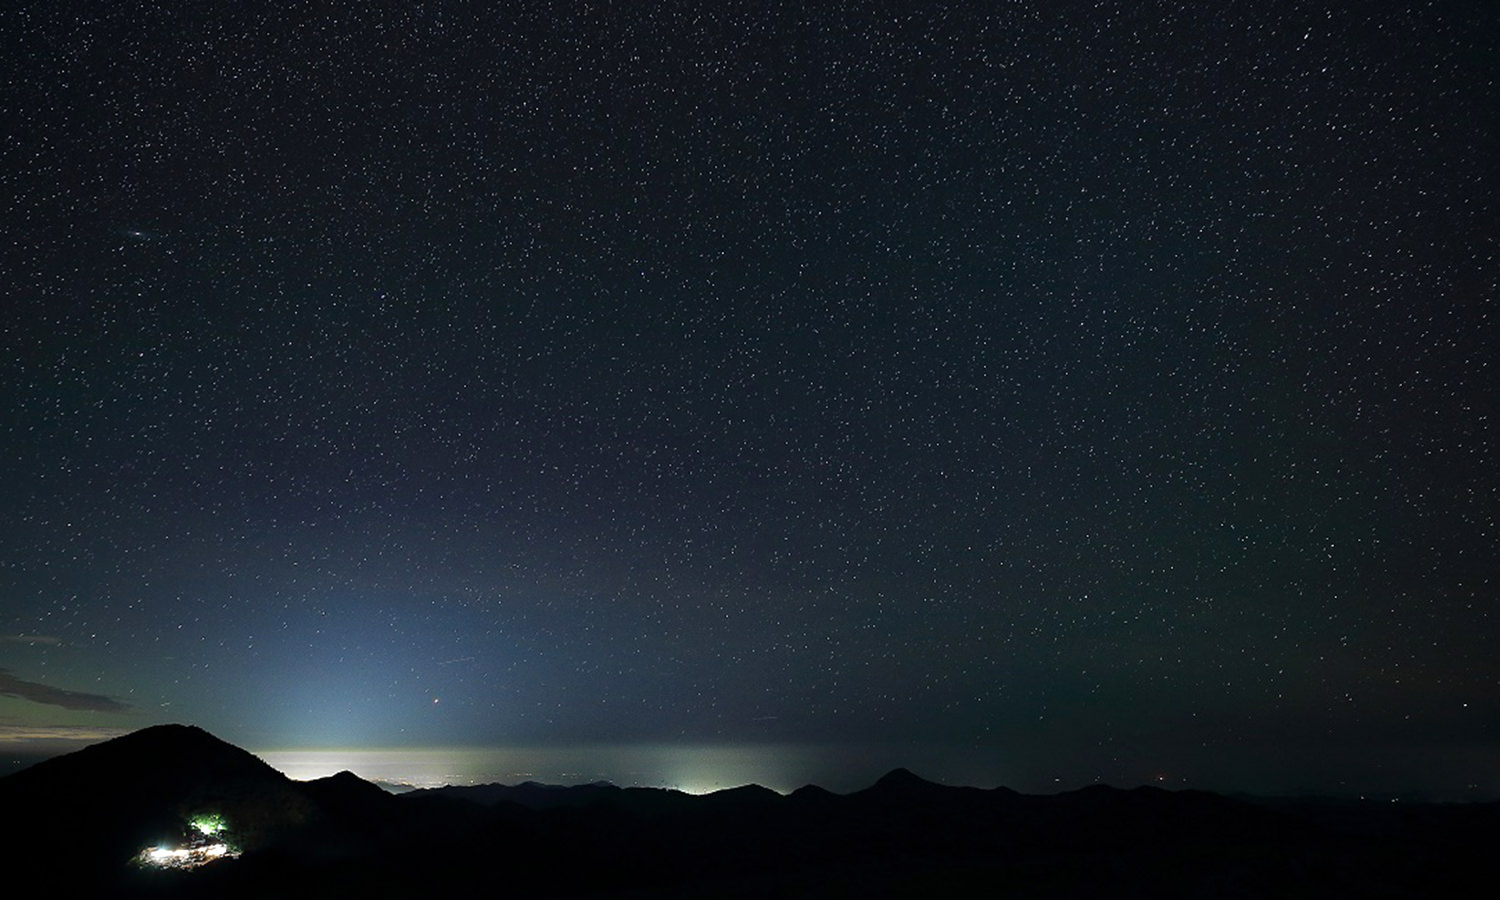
<box><xmin>3</xmin><ymin>1</ymin><xmax>1497</xmax><ymax>795</ymax></box>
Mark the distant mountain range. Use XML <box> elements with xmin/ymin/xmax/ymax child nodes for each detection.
<box><xmin>2</xmin><ymin>724</ymin><xmax>1496</xmax><ymax>897</ymax></box>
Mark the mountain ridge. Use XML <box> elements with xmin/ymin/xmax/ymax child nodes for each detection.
<box><xmin>3</xmin><ymin>725</ymin><xmax>1497</xmax><ymax>898</ymax></box>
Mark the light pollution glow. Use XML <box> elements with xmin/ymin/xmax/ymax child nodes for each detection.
<box><xmin>253</xmin><ymin>743</ymin><xmax>1007</xmax><ymax>795</ymax></box>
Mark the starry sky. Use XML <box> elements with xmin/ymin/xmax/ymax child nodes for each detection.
<box><xmin>2</xmin><ymin>1</ymin><xmax>1497</xmax><ymax>795</ymax></box>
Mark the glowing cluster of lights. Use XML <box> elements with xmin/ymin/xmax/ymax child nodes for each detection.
<box><xmin>139</xmin><ymin>842</ymin><xmax>235</xmax><ymax>869</ymax></box>
<box><xmin>136</xmin><ymin>812</ymin><xmax>239</xmax><ymax>869</ymax></box>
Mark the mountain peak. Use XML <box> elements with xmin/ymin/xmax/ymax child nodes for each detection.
<box><xmin>871</xmin><ymin>767</ymin><xmax>937</xmax><ymax>790</ymax></box>
<box><xmin>850</xmin><ymin>768</ymin><xmax>946</xmax><ymax>800</ymax></box>
<box><xmin>3</xmin><ymin>722</ymin><xmax>281</xmax><ymax>792</ymax></box>
<box><xmin>0</xmin><ymin>723</ymin><xmax>316</xmax><ymax>868</ymax></box>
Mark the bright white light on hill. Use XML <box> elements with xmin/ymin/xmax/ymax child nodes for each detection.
<box><xmin>138</xmin><ymin>842</ymin><xmax>234</xmax><ymax>869</ymax></box>
<box><xmin>137</xmin><ymin>811</ymin><xmax>238</xmax><ymax>870</ymax></box>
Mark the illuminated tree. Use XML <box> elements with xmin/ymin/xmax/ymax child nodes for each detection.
<box><xmin>189</xmin><ymin>812</ymin><xmax>227</xmax><ymax>837</ymax></box>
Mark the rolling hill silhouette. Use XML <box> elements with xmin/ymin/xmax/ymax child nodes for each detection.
<box><xmin>0</xmin><ymin>726</ymin><xmax>313</xmax><ymax>869</ymax></box>
<box><xmin>2</xmin><ymin>725</ymin><xmax>1496</xmax><ymax>897</ymax></box>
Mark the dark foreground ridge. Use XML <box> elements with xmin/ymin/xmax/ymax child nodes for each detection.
<box><xmin>2</xmin><ymin>726</ymin><xmax>1497</xmax><ymax>898</ymax></box>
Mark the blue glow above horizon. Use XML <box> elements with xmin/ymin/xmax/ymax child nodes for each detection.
<box><xmin>253</xmin><ymin>743</ymin><xmax>1012</xmax><ymax>795</ymax></box>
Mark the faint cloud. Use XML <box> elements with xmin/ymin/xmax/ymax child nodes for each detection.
<box><xmin>0</xmin><ymin>634</ymin><xmax>61</xmax><ymax>646</ymax></box>
<box><xmin>0</xmin><ymin>724</ymin><xmax>130</xmax><ymax>743</ymax></box>
<box><xmin>0</xmin><ymin>669</ymin><xmax>130</xmax><ymax>712</ymax></box>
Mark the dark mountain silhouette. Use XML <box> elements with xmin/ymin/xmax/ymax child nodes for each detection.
<box><xmin>3</xmin><ymin>725</ymin><xmax>1498</xmax><ymax>898</ymax></box>
<box><xmin>865</xmin><ymin>765</ymin><xmax>936</xmax><ymax>792</ymax></box>
<box><xmin>0</xmin><ymin>724</ymin><xmax>317</xmax><ymax>881</ymax></box>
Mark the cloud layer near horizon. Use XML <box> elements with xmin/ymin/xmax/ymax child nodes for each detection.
<box><xmin>0</xmin><ymin>724</ymin><xmax>130</xmax><ymax>743</ymax></box>
<box><xmin>0</xmin><ymin>669</ymin><xmax>130</xmax><ymax>712</ymax></box>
